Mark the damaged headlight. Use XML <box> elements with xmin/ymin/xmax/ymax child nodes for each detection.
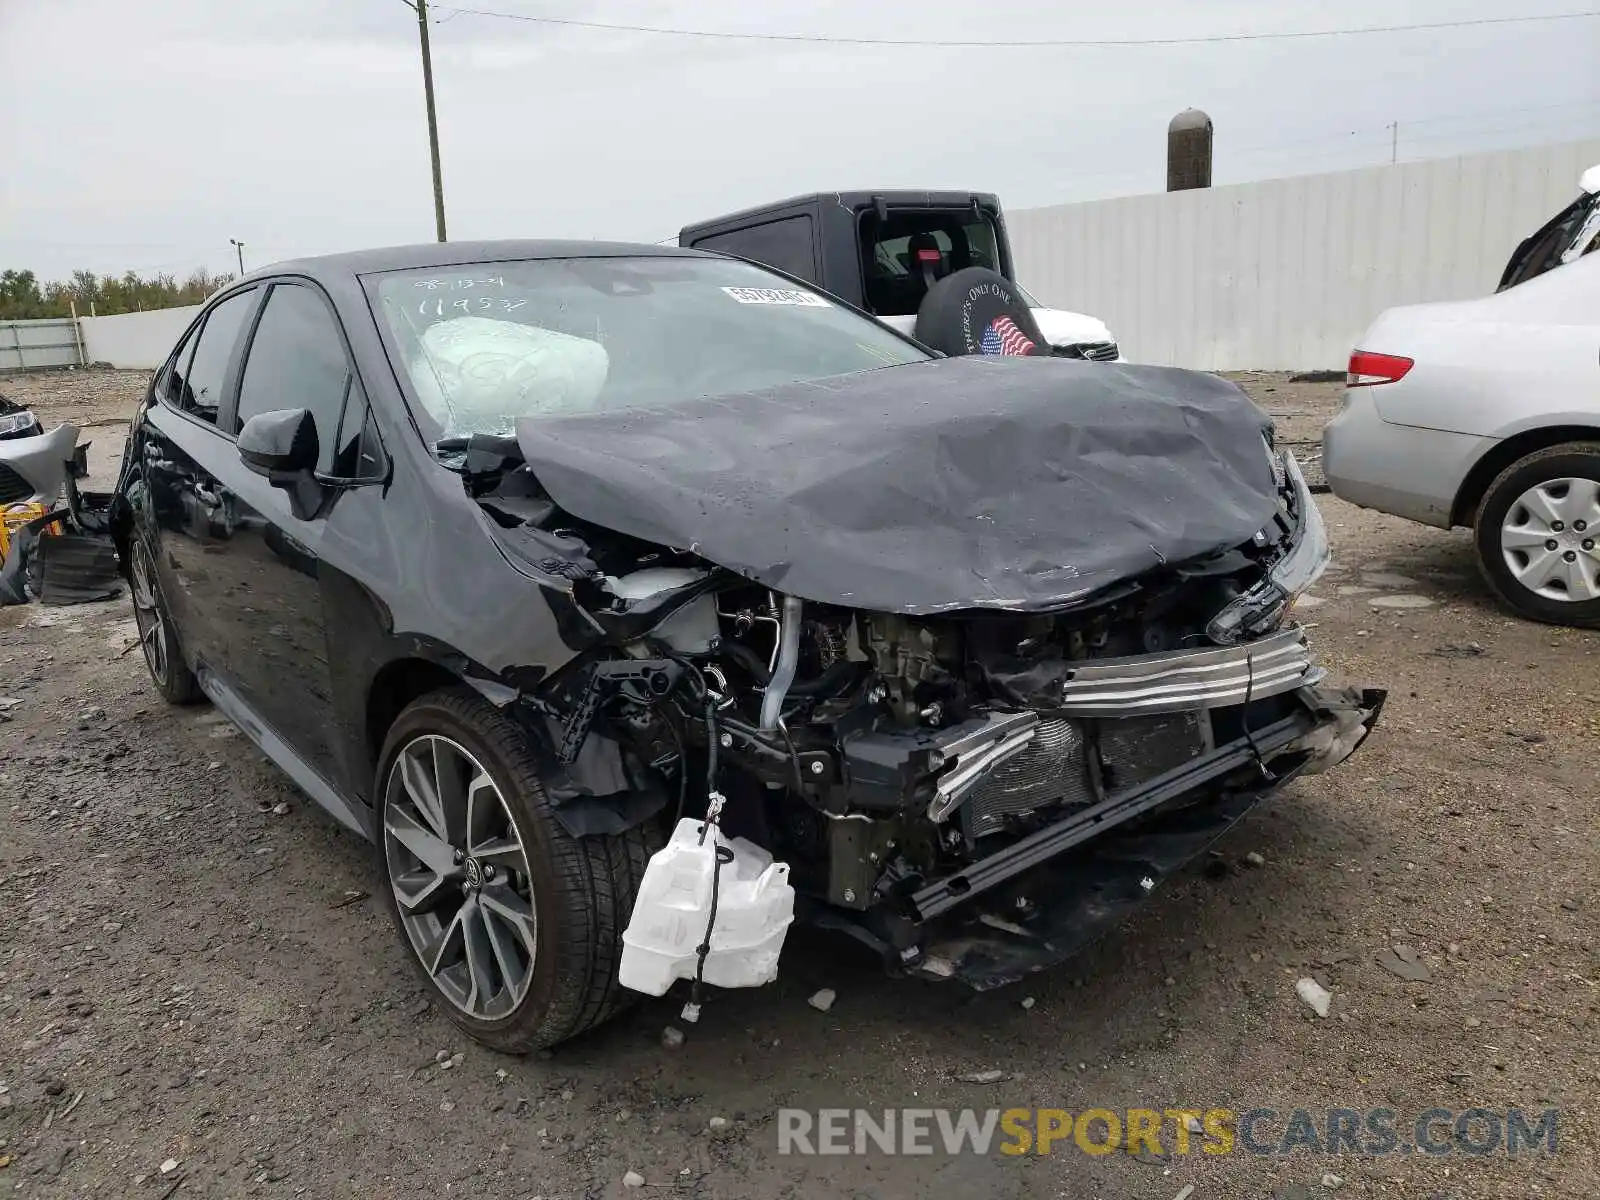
<box><xmin>1206</xmin><ymin>450</ymin><xmax>1329</xmax><ymax>645</ymax></box>
<box><xmin>1261</xmin><ymin>428</ymin><xmax>1287</xmax><ymax>490</ymax></box>
<box><xmin>0</xmin><ymin>410</ymin><xmax>41</xmax><ymax>439</ymax></box>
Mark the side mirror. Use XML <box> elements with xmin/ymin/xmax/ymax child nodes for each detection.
<box><xmin>238</xmin><ymin>408</ymin><xmax>317</xmax><ymax>479</ymax></box>
<box><xmin>238</xmin><ymin>408</ymin><xmax>325</xmax><ymax>520</ymax></box>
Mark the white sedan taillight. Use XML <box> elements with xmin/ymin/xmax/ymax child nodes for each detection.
<box><xmin>1347</xmin><ymin>350</ymin><xmax>1414</xmax><ymax>387</ymax></box>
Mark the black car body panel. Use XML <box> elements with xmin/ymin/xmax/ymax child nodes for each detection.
<box><xmin>112</xmin><ymin>239</ymin><xmax>1383</xmax><ymax>1004</ymax></box>
<box><xmin>117</xmin><ymin>244</ymin><xmax>676</xmax><ymax>811</ymax></box>
<box><xmin>512</xmin><ymin>355</ymin><xmax>1280</xmax><ymax>614</ymax></box>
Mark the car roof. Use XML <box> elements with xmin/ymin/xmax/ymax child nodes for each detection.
<box><xmin>246</xmin><ymin>239</ymin><xmax>712</xmax><ymax>284</ymax></box>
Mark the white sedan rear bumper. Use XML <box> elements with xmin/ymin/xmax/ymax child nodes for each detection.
<box><xmin>1321</xmin><ymin>389</ymin><xmax>1489</xmax><ymax>529</ymax></box>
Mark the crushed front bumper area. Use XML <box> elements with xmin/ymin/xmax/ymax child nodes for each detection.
<box><xmin>1</xmin><ymin>432</ymin><xmax>121</xmax><ymax>608</ymax></box>
<box><xmin>812</xmin><ymin>684</ymin><xmax>1385</xmax><ymax>989</ymax></box>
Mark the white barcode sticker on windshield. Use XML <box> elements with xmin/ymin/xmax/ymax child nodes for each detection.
<box><xmin>721</xmin><ymin>286</ymin><xmax>829</xmax><ymax>307</ymax></box>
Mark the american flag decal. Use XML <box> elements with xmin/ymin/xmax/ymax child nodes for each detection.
<box><xmin>979</xmin><ymin>315</ymin><xmax>1036</xmax><ymax>356</ymax></box>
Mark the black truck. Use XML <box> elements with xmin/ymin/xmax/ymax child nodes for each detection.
<box><xmin>680</xmin><ymin>190</ymin><xmax>1120</xmax><ymax>360</ymax></box>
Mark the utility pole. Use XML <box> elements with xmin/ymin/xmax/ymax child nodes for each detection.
<box><xmin>1389</xmin><ymin>121</ymin><xmax>1398</xmax><ymax>165</ymax></box>
<box><xmin>229</xmin><ymin>238</ymin><xmax>245</xmax><ymax>275</ymax></box>
<box><xmin>405</xmin><ymin>0</ymin><xmax>448</xmax><ymax>242</ymax></box>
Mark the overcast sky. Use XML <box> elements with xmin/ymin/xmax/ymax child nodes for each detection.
<box><xmin>2</xmin><ymin>0</ymin><xmax>1596</xmax><ymax>282</ymax></box>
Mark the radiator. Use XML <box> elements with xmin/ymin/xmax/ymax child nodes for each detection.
<box><xmin>961</xmin><ymin>717</ymin><xmax>1095</xmax><ymax>839</ymax></box>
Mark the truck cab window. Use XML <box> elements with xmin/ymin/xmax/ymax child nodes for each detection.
<box><xmin>859</xmin><ymin>212</ymin><xmax>1002</xmax><ymax>317</ymax></box>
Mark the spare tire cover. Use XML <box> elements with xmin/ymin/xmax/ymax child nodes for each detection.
<box><xmin>912</xmin><ymin>267</ymin><xmax>1049</xmax><ymax>357</ymax></box>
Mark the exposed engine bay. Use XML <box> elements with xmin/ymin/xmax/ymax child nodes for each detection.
<box><xmin>458</xmin><ymin>417</ymin><xmax>1384</xmax><ymax>995</ymax></box>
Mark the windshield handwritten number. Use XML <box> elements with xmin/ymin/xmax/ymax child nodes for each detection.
<box><xmin>416</xmin><ymin>295</ymin><xmax>527</xmax><ymax>317</ymax></box>
<box><xmin>413</xmin><ymin>276</ymin><xmax>506</xmax><ymax>292</ymax></box>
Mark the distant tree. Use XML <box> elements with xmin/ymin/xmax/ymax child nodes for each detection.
<box><xmin>69</xmin><ymin>269</ymin><xmax>98</xmax><ymax>302</ymax></box>
<box><xmin>1</xmin><ymin>267</ymin><xmax>234</xmax><ymax>319</ymax></box>
<box><xmin>0</xmin><ymin>269</ymin><xmax>50</xmax><ymax>319</ymax></box>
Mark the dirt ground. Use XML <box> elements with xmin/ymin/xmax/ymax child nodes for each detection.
<box><xmin>1</xmin><ymin>369</ymin><xmax>1595</xmax><ymax>1199</ymax></box>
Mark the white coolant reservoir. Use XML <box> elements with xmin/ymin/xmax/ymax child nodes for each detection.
<box><xmin>619</xmin><ymin>818</ymin><xmax>795</xmax><ymax>997</ymax></box>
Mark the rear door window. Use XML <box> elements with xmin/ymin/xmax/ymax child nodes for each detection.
<box><xmin>156</xmin><ymin>325</ymin><xmax>200</xmax><ymax>410</ymax></box>
<box><xmin>172</xmin><ymin>290</ymin><xmax>256</xmax><ymax>426</ymax></box>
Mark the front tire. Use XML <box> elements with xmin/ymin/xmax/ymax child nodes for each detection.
<box><xmin>374</xmin><ymin>687</ymin><xmax>658</xmax><ymax>1052</ymax></box>
<box><xmin>1474</xmin><ymin>442</ymin><xmax>1600</xmax><ymax>628</ymax></box>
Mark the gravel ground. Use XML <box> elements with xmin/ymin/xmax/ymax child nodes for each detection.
<box><xmin>1</xmin><ymin>368</ymin><xmax>1595</xmax><ymax>1199</ymax></box>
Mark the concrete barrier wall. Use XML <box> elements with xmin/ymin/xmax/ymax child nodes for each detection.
<box><xmin>0</xmin><ymin>317</ymin><xmax>83</xmax><ymax>373</ymax></box>
<box><xmin>79</xmin><ymin>305</ymin><xmax>201</xmax><ymax>370</ymax></box>
<box><xmin>1009</xmin><ymin>137</ymin><xmax>1600</xmax><ymax>371</ymax></box>
<box><xmin>61</xmin><ymin>139</ymin><xmax>1600</xmax><ymax>376</ymax></box>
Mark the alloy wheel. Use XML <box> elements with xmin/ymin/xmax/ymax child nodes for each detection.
<box><xmin>1499</xmin><ymin>476</ymin><xmax>1600</xmax><ymax>602</ymax></box>
<box><xmin>382</xmin><ymin>734</ymin><xmax>539</xmax><ymax>1020</ymax></box>
<box><xmin>129</xmin><ymin>541</ymin><xmax>168</xmax><ymax>686</ymax></box>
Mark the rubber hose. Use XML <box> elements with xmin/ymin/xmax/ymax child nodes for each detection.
<box><xmin>787</xmin><ymin>659</ymin><xmax>863</xmax><ymax>698</ymax></box>
<box><xmin>722</xmin><ymin>640</ymin><xmax>772</xmax><ymax>685</ymax></box>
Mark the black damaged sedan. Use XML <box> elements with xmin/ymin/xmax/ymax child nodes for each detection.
<box><xmin>111</xmin><ymin>241</ymin><xmax>1383</xmax><ymax>1051</ymax></box>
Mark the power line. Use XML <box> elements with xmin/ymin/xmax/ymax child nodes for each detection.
<box><xmin>1039</xmin><ymin>115</ymin><xmax>1600</xmax><ymax>198</ymax></box>
<box><xmin>84</xmin><ymin>255</ymin><xmax>229</xmax><ymax>276</ymax></box>
<box><xmin>1225</xmin><ymin>118</ymin><xmax>1594</xmax><ymax>161</ymax></box>
<box><xmin>1400</xmin><ymin>97</ymin><xmax>1600</xmax><ymax>127</ymax></box>
<box><xmin>10</xmin><ymin>239</ymin><xmax>209</xmax><ymax>251</ymax></box>
<box><xmin>441</xmin><ymin>6</ymin><xmax>1600</xmax><ymax>48</ymax></box>
<box><xmin>1199</xmin><ymin>100</ymin><xmax>1600</xmax><ymax>162</ymax></box>
<box><xmin>1403</xmin><ymin>112</ymin><xmax>1600</xmax><ymax>145</ymax></box>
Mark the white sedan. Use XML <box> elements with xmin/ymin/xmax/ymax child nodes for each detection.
<box><xmin>1322</xmin><ymin>247</ymin><xmax>1600</xmax><ymax>626</ymax></box>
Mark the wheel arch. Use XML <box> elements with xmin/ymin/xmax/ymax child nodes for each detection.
<box><xmin>360</xmin><ymin>620</ymin><xmax>542</xmax><ymax>773</ymax></box>
<box><xmin>364</xmin><ymin>656</ymin><xmax>472</xmax><ymax>776</ymax></box>
<box><xmin>1452</xmin><ymin>424</ymin><xmax>1600</xmax><ymax>527</ymax></box>
<box><xmin>110</xmin><ymin>471</ymin><xmax>145</xmax><ymax>582</ymax></box>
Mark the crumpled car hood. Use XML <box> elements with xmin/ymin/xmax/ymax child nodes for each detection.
<box><xmin>514</xmin><ymin>356</ymin><xmax>1281</xmax><ymax>615</ymax></box>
